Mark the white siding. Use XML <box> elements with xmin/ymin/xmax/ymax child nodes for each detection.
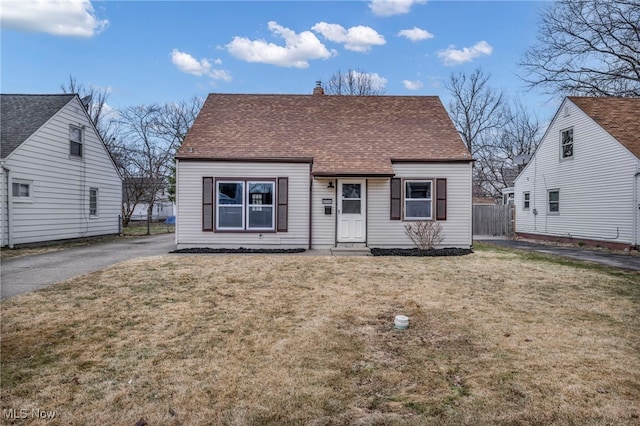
<box><xmin>514</xmin><ymin>99</ymin><xmax>640</xmax><ymax>246</ymax></box>
<box><xmin>2</xmin><ymin>98</ymin><xmax>122</xmax><ymax>246</ymax></box>
<box><xmin>311</xmin><ymin>178</ymin><xmax>337</xmax><ymax>249</ymax></box>
<box><xmin>0</xmin><ymin>169</ymin><xmax>6</xmax><ymax>246</ymax></box>
<box><xmin>368</xmin><ymin>163</ymin><xmax>472</xmax><ymax>248</ymax></box>
<box><xmin>176</xmin><ymin>161</ymin><xmax>310</xmax><ymax>249</ymax></box>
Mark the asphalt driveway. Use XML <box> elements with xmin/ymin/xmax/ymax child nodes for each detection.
<box><xmin>1</xmin><ymin>233</ymin><xmax>177</xmax><ymax>300</ymax></box>
<box><xmin>476</xmin><ymin>237</ymin><xmax>640</xmax><ymax>272</ymax></box>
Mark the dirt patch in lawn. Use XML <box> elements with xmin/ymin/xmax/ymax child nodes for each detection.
<box><xmin>1</xmin><ymin>250</ymin><xmax>639</xmax><ymax>425</ymax></box>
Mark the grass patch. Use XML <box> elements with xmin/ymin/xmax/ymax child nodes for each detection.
<box><xmin>1</xmin><ymin>249</ymin><xmax>639</xmax><ymax>425</ymax></box>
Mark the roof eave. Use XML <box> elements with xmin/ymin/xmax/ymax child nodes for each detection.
<box><xmin>176</xmin><ymin>156</ymin><xmax>314</xmax><ymax>163</ymax></box>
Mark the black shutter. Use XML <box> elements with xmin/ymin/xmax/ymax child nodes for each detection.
<box><xmin>436</xmin><ymin>178</ymin><xmax>447</xmax><ymax>220</ymax></box>
<box><xmin>390</xmin><ymin>178</ymin><xmax>401</xmax><ymax>220</ymax></box>
<box><xmin>277</xmin><ymin>177</ymin><xmax>288</xmax><ymax>232</ymax></box>
<box><xmin>203</xmin><ymin>177</ymin><xmax>213</xmax><ymax>231</ymax></box>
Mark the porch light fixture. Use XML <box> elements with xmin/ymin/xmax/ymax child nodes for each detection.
<box><xmin>327</xmin><ymin>181</ymin><xmax>334</xmax><ymax>189</ymax></box>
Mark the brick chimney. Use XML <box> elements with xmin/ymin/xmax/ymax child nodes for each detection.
<box><xmin>313</xmin><ymin>81</ymin><xmax>324</xmax><ymax>96</ymax></box>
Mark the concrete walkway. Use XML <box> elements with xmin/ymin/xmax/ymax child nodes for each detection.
<box><xmin>475</xmin><ymin>237</ymin><xmax>640</xmax><ymax>272</ymax></box>
<box><xmin>1</xmin><ymin>233</ymin><xmax>177</xmax><ymax>300</ymax></box>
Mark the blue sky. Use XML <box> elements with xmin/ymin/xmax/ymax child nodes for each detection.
<box><xmin>1</xmin><ymin>0</ymin><xmax>557</xmax><ymax>117</ymax></box>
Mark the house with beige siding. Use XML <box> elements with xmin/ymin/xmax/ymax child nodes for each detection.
<box><xmin>175</xmin><ymin>85</ymin><xmax>473</xmax><ymax>251</ymax></box>
<box><xmin>514</xmin><ymin>97</ymin><xmax>640</xmax><ymax>250</ymax></box>
<box><xmin>0</xmin><ymin>94</ymin><xmax>122</xmax><ymax>247</ymax></box>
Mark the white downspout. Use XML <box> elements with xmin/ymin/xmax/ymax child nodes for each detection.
<box><xmin>2</xmin><ymin>163</ymin><xmax>14</xmax><ymax>248</ymax></box>
<box><xmin>634</xmin><ymin>170</ymin><xmax>640</xmax><ymax>249</ymax></box>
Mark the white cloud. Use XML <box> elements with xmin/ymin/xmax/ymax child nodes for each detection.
<box><xmin>312</xmin><ymin>22</ymin><xmax>385</xmax><ymax>53</ymax></box>
<box><xmin>352</xmin><ymin>70</ymin><xmax>388</xmax><ymax>91</ymax></box>
<box><xmin>403</xmin><ymin>80</ymin><xmax>424</xmax><ymax>90</ymax></box>
<box><xmin>437</xmin><ymin>41</ymin><xmax>493</xmax><ymax>66</ymax></box>
<box><xmin>398</xmin><ymin>27</ymin><xmax>434</xmax><ymax>42</ymax></box>
<box><xmin>171</xmin><ymin>49</ymin><xmax>232</xmax><ymax>81</ymax></box>
<box><xmin>0</xmin><ymin>0</ymin><xmax>108</xmax><ymax>37</ymax></box>
<box><xmin>226</xmin><ymin>21</ymin><xmax>334</xmax><ymax>68</ymax></box>
<box><xmin>369</xmin><ymin>0</ymin><xmax>427</xmax><ymax>17</ymax></box>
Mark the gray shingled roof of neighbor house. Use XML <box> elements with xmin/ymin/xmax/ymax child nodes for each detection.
<box><xmin>177</xmin><ymin>94</ymin><xmax>472</xmax><ymax>175</ymax></box>
<box><xmin>0</xmin><ymin>94</ymin><xmax>76</xmax><ymax>159</ymax></box>
<box><xmin>568</xmin><ymin>96</ymin><xmax>640</xmax><ymax>159</ymax></box>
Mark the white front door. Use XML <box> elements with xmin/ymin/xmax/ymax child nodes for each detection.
<box><xmin>337</xmin><ymin>180</ymin><xmax>366</xmax><ymax>243</ymax></box>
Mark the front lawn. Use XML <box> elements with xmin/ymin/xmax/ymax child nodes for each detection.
<box><xmin>1</xmin><ymin>248</ymin><xmax>638</xmax><ymax>425</ymax></box>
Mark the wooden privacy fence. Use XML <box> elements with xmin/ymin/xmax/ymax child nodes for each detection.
<box><xmin>473</xmin><ymin>204</ymin><xmax>515</xmax><ymax>237</ymax></box>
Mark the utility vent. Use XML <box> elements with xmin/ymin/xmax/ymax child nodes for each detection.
<box><xmin>563</xmin><ymin>105</ymin><xmax>570</xmax><ymax>117</ymax></box>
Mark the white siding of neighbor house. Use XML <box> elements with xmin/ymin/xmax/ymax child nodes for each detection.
<box><xmin>1</xmin><ymin>98</ymin><xmax>122</xmax><ymax>246</ymax></box>
<box><xmin>0</xmin><ymin>170</ymin><xmax>6</xmax><ymax>246</ymax></box>
<box><xmin>367</xmin><ymin>163</ymin><xmax>473</xmax><ymax>249</ymax></box>
<box><xmin>311</xmin><ymin>178</ymin><xmax>337</xmax><ymax>249</ymax></box>
<box><xmin>514</xmin><ymin>99</ymin><xmax>640</xmax><ymax>246</ymax></box>
<box><xmin>175</xmin><ymin>161</ymin><xmax>310</xmax><ymax>249</ymax></box>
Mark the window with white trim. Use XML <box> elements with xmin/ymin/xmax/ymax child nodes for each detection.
<box><xmin>89</xmin><ymin>188</ymin><xmax>98</xmax><ymax>217</ymax></box>
<box><xmin>12</xmin><ymin>179</ymin><xmax>32</xmax><ymax>201</ymax></box>
<box><xmin>548</xmin><ymin>190</ymin><xmax>559</xmax><ymax>213</ymax></box>
<box><xmin>404</xmin><ymin>180</ymin><xmax>432</xmax><ymax>220</ymax></box>
<box><xmin>561</xmin><ymin>128</ymin><xmax>573</xmax><ymax>159</ymax></box>
<box><xmin>523</xmin><ymin>192</ymin><xmax>530</xmax><ymax>210</ymax></box>
<box><xmin>216</xmin><ymin>180</ymin><xmax>275</xmax><ymax>230</ymax></box>
<box><xmin>70</xmin><ymin>125</ymin><xmax>83</xmax><ymax>158</ymax></box>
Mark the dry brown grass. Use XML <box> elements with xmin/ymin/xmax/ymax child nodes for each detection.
<box><xmin>1</xmin><ymin>247</ymin><xmax>639</xmax><ymax>425</ymax></box>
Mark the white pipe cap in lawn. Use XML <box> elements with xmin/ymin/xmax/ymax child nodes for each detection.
<box><xmin>394</xmin><ymin>315</ymin><xmax>409</xmax><ymax>330</ymax></box>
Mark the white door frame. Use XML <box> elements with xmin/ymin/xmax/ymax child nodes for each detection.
<box><xmin>337</xmin><ymin>179</ymin><xmax>366</xmax><ymax>243</ymax></box>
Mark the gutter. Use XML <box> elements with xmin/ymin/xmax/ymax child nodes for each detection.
<box><xmin>635</xmin><ymin>170</ymin><xmax>640</xmax><ymax>248</ymax></box>
<box><xmin>2</xmin><ymin>162</ymin><xmax>13</xmax><ymax>248</ymax></box>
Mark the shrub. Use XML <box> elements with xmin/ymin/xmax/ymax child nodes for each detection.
<box><xmin>404</xmin><ymin>221</ymin><xmax>444</xmax><ymax>251</ymax></box>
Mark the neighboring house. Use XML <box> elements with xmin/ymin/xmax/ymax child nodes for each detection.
<box><xmin>123</xmin><ymin>177</ymin><xmax>175</xmax><ymax>222</ymax></box>
<box><xmin>514</xmin><ymin>97</ymin><xmax>640</xmax><ymax>250</ymax></box>
<box><xmin>0</xmin><ymin>94</ymin><xmax>122</xmax><ymax>247</ymax></box>
<box><xmin>175</xmin><ymin>87</ymin><xmax>473</xmax><ymax>250</ymax></box>
<box><xmin>501</xmin><ymin>188</ymin><xmax>514</xmax><ymax>205</ymax></box>
<box><xmin>130</xmin><ymin>199</ymin><xmax>174</xmax><ymax>221</ymax></box>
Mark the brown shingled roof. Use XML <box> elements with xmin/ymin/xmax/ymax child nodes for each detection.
<box><xmin>568</xmin><ymin>97</ymin><xmax>640</xmax><ymax>159</ymax></box>
<box><xmin>177</xmin><ymin>94</ymin><xmax>471</xmax><ymax>175</ymax></box>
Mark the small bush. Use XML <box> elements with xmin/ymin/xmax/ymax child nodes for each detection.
<box><xmin>404</xmin><ymin>221</ymin><xmax>444</xmax><ymax>251</ymax></box>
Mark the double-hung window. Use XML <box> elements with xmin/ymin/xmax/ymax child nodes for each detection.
<box><xmin>216</xmin><ymin>180</ymin><xmax>275</xmax><ymax>230</ymax></box>
<box><xmin>523</xmin><ymin>192</ymin><xmax>530</xmax><ymax>210</ymax></box>
<box><xmin>70</xmin><ymin>125</ymin><xmax>83</xmax><ymax>158</ymax></box>
<box><xmin>12</xmin><ymin>179</ymin><xmax>32</xmax><ymax>202</ymax></box>
<box><xmin>404</xmin><ymin>180</ymin><xmax>432</xmax><ymax>220</ymax></box>
<box><xmin>561</xmin><ymin>128</ymin><xmax>573</xmax><ymax>159</ymax></box>
<box><xmin>89</xmin><ymin>188</ymin><xmax>98</xmax><ymax>217</ymax></box>
<box><xmin>548</xmin><ymin>190</ymin><xmax>559</xmax><ymax>213</ymax></box>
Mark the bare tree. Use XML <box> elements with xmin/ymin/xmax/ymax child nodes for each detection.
<box><xmin>445</xmin><ymin>68</ymin><xmax>508</xmax><ymax>157</ymax></box>
<box><xmin>446</xmin><ymin>69</ymin><xmax>542</xmax><ymax>198</ymax></box>
<box><xmin>154</xmin><ymin>97</ymin><xmax>204</xmax><ymax>202</ymax></box>
<box><xmin>118</xmin><ymin>104</ymin><xmax>175</xmax><ymax>234</ymax></box>
<box><xmin>324</xmin><ymin>69</ymin><xmax>386</xmax><ymax>95</ymax></box>
<box><xmin>61</xmin><ymin>75</ymin><xmax>117</xmax><ymax>142</ymax></box>
<box><xmin>520</xmin><ymin>0</ymin><xmax>640</xmax><ymax>98</ymax></box>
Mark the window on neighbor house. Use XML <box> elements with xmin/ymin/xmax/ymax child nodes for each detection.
<box><xmin>12</xmin><ymin>180</ymin><xmax>32</xmax><ymax>201</ymax></box>
<box><xmin>561</xmin><ymin>128</ymin><xmax>573</xmax><ymax>159</ymax></box>
<box><xmin>70</xmin><ymin>125</ymin><xmax>83</xmax><ymax>158</ymax></box>
<box><xmin>548</xmin><ymin>190</ymin><xmax>559</xmax><ymax>213</ymax></box>
<box><xmin>404</xmin><ymin>180</ymin><xmax>432</xmax><ymax>220</ymax></box>
<box><xmin>216</xmin><ymin>180</ymin><xmax>275</xmax><ymax>230</ymax></box>
<box><xmin>89</xmin><ymin>188</ymin><xmax>98</xmax><ymax>216</ymax></box>
<box><xmin>523</xmin><ymin>192</ymin><xmax>530</xmax><ymax>210</ymax></box>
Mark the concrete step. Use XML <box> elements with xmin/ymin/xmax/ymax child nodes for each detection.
<box><xmin>330</xmin><ymin>246</ymin><xmax>371</xmax><ymax>256</ymax></box>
